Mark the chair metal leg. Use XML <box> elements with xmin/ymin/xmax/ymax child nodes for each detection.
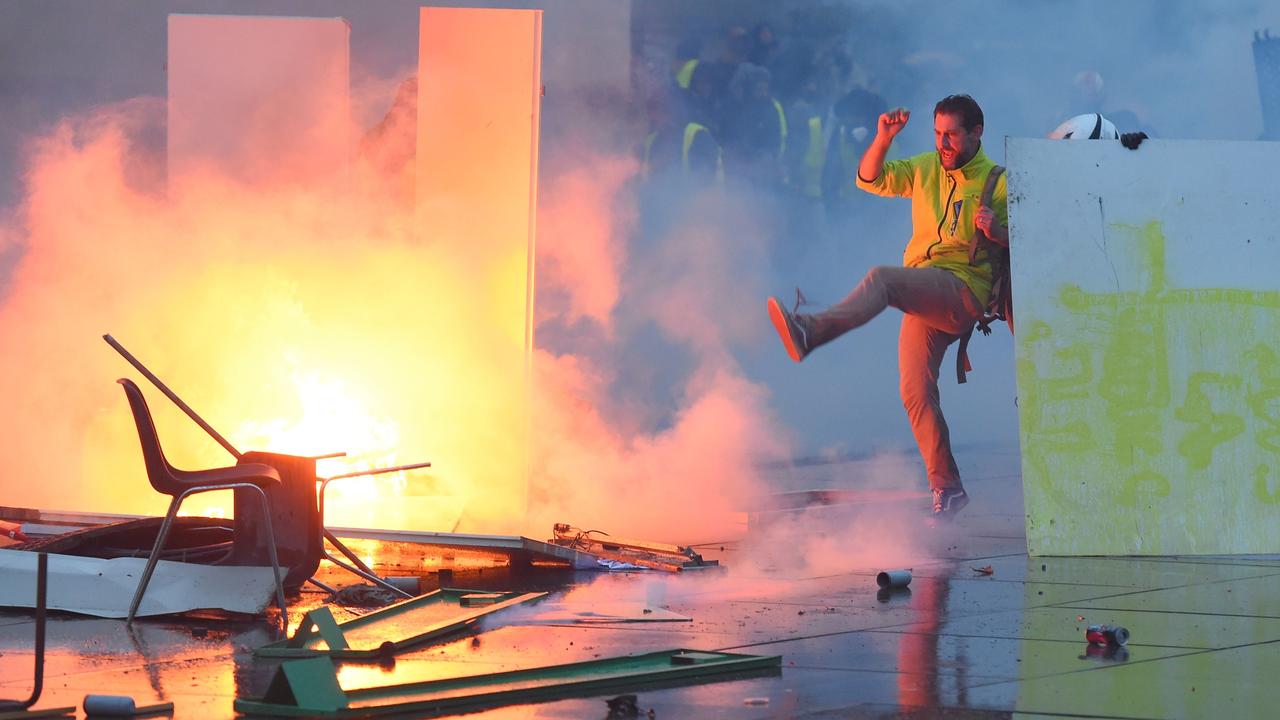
<box><xmin>323</xmin><ymin>529</ymin><xmax>411</xmax><ymax>598</ymax></box>
<box><xmin>306</xmin><ymin>577</ymin><xmax>338</xmax><ymax>595</ymax></box>
<box><xmin>127</xmin><ymin>495</ymin><xmax>183</xmax><ymax>623</ymax></box>
<box><xmin>245</xmin><ymin>484</ymin><xmax>290</xmax><ymax>631</ymax></box>
<box><xmin>316</xmin><ymin>475</ymin><xmax>412</xmax><ymax>598</ymax></box>
<box><xmin>323</xmin><ymin>528</ymin><xmax>383</xmax><ymax>578</ymax></box>
<box><xmin>322</xmin><ymin>547</ymin><xmax>413</xmax><ymax>598</ymax></box>
<box><xmin>128</xmin><ymin>486</ymin><xmax>289</xmax><ymax>630</ymax></box>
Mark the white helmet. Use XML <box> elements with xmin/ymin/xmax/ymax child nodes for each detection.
<box><xmin>1049</xmin><ymin>113</ymin><xmax>1119</xmax><ymax>140</ymax></box>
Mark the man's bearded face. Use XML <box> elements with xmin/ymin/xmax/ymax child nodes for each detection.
<box><xmin>935</xmin><ymin>112</ymin><xmax>982</xmax><ymax>170</ymax></box>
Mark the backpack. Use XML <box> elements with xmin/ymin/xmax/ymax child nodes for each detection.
<box><xmin>955</xmin><ymin>165</ymin><xmax>1011</xmax><ymax>384</ymax></box>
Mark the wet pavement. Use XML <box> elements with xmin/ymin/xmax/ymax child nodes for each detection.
<box><xmin>3</xmin><ymin>450</ymin><xmax>1279</xmax><ymax>718</ymax></box>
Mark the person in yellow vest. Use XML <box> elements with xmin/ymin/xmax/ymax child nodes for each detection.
<box><xmin>767</xmin><ymin>95</ymin><xmax>1008</xmax><ymax>523</ymax></box>
<box><xmin>639</xmin><ymin>89</ymin><xmax>679</xmax><ymax>182</ymax></box>
<box><xmin>782</xmin><ymin>66</ymin><xmax>836</xmax><ymax>199</ymax></box>
<box><xmin>781</xmin><ymin>70</ymin><xmax>831</xmax><ymax>246</ymax></box>
<box><xmin>721</xmin><ymin>63</ymin><xmax>785</xmax><ymax>190</ymax></box>
<box><xmin>673</xmin><ymin>36</ymin><xmax>702</xmax><ymax>91</ymax></box>
<box><xmin>823</xmin><ymin>87</ymin><xmax>888</xmax><ymax>224</ymax></box>
<box><xmin>636</xmin><ymin>86</ymin><xmax>695</xmax><ymax>241</ymax></box>
<box><xmin>678</xmin><ymin>63</ymin><xmax>724</xmax><ymax>185</ymax></box>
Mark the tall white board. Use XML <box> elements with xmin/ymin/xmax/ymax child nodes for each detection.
<box><xmin>1008</xmin><ymin>138</ymin><xmax>1280</xmax><ymax>555</ymax></box>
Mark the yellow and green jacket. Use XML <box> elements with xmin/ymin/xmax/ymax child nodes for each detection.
<box><xmin>855</xmin><ymin>145</ymin><xmax>1007</xmax><ymax>306</ymax></box>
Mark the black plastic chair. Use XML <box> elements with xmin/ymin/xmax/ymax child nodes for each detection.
<box><xmin>116</xmin><ymin>378</ymin><xmax>288</xmax><ymax>628</ymax></box>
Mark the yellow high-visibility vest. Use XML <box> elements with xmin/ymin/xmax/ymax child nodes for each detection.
<box><xmin>773</xmin><ymin>98</ymin><xmax>788</xmax><ymax>158</ymax></box>
<box><xmin>682</xmin><ymin>122</ymin><xmax>725</xmax><ymax>184</ymax></box>
<box><xmin>675</xmin><ymin>59</ymin><xmax>699</xmax><ymax>90</ymax></box>
<box><xmin>800</xmin><ymin>115</ymin><xmax>825</xmax><ymax>198</ymax></box>
<box><xmin>837</xmin><ymin>130</ymin><xmax>859</xmax><ymax>198</ymax></box>
<box><xmin>641</xmin><ymin>130</ymin><xmax>657</xmax><ymax>181</ymax></box>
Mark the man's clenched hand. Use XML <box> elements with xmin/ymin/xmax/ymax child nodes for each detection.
<box><xmin>877</xmin><ymin>107</ymin><xmax>910</xmax><ymax>142</ymax></box>
<box><xmin>1120</xmin><ymin>131</ymin><xmax>1148</xmax><ymax>150</ymax></box>
<box><xmin>975</xmin><ymin>206</ymin><xmax>1008</xmax><ymax>247</ymax></box>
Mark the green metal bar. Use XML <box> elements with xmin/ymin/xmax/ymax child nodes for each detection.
<box><xmin>255</xmin><ymin>589</ymin><xmax>546</xmax><ymax>659</ymax></box>
<box><xmin>235</xmin><ymin>649</ymin><xmax>782</xmax><ymax>718</ymax></box>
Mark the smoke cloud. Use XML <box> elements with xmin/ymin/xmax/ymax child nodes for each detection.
<box><xmin>0</xmin><ymin>11</ymin><xmax>789</xmax><ymax>545</ymax></box>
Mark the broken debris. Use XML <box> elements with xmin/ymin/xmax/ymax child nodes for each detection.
<box><xmin>236</xmin><ymin>649</ymin><xmax>781</xmax><ymax>717</ymax></box>
<box><xmin>550</xmin><ymin>524</ymin><xmax>719</xmax><ymax>572</ymax></box>
<box><xmin>256</xmin><ymin>588</ymin><xmax>546</xmax><ymax>659</ymax></box>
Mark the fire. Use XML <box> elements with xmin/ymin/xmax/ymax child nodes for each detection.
<box><xmin>0</xmin><ymin>95</ymin><xmax>532</xmax><ymax>534</ymax></box>
<box><xmin>184</xmin><ymin>370</ymin><xmax>408</xmax><ymax>522</ymax></box>
<box><xmin>0</xmin><ymin>10</ymin><xmax>783</xmax><ymax>544</ymax></box>
<box><xmin>237</xmin><ymin>370</ymin><xmax>401</xmax><ymax>481</ymax></box>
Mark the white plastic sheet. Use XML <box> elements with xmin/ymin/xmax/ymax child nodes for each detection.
<box><xmin>0</xmin><ymin>549</ymin><xmax>279</xmax><ymax>618</ymax></box>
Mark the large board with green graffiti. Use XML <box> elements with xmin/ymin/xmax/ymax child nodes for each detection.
<box><xmin>1006</xmin><ymin>138</ymin><xmax>1280</xmax><ymax>555</ymax></box>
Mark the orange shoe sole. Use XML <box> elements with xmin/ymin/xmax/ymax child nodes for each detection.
<box><xmin>767</xmin><ymin>296</ymin><xmax>803</xmax><ymax>363</ymax></box>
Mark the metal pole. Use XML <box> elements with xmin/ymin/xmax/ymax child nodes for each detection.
<box><xmin>321</xmin><ymin>461</ymin><xmax>432</xmax><ymax>482</ymax></box>
<box><xmin>103</xmin><ymin>334</ymin><xmax>242</xmax><ymax>460</ymax></box>
<box><xmin>27</xmin><ymin>552</ymin><xmax>46</xmax><ymax>709</ymax></box>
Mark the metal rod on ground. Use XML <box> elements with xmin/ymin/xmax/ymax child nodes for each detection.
<box><xmin>324</xmin><ymin>529</ymin><xmax>381</xmax><ymax>574</ymax></box>
<box><xmin>314</xmin><ymin>461</ymin><xmax>430</xmax><ymax>597</ymax></box>
<box><xmin>31</xmin><ymin>553</ymin><xmax>45</xmax><ymax>709</ymax></box>
<box><xmin>306</xmin><ymin>577</ymin><xmax>339</xmax><ymax>595</ymax></box>
<box><xmin>103</xmin><ymin>334</ymin><xmax>242</xmax><ymax>460</ymax></box>
<box><xmin>322</xmin><ymin>548</ymin><xmax>413</xmax><ymax>598</ymax></box>
<box><xmin>0</xmin><ymin>553</ymin><xmax>47</xmax><ymax>712</ymax></box>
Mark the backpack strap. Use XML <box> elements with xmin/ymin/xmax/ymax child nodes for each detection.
<box><xmin>956</xmin><ymin>329</ymin><xmax>975</xmax><ymax>384</ymax></box>
<box><xmin>957</xmin><ymin>165</ymin><xmax>1006</xmax><ymax>384</ymax></box>
<box><xmin>967</xmin><ymin>165</ymin><xmax>1006</xmax><ymax>264</ymax></box>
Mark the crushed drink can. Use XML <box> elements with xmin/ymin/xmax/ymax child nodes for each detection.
<box><xmin>1085</xmin><ymin>624</ymin><xmax>1129</xmax><ymax>646</ymax></box>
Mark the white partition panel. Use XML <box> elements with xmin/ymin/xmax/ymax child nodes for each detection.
<box><xmin>1008</xmin><ymin>138</ymin><xmax>1280</xmax><ymax>555</ymax></box>
<box><xmin>415</xmin><ymin>7</ymin><xmax>542</xmax><ymax>531</ymax></box>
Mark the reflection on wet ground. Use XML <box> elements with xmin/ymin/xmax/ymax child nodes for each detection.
<box><xmin>3</xmin><ymin>453</ymin><xmax>1279</xmax><ymax>718</ymax></box>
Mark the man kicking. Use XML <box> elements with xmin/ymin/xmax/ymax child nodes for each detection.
<box><xmin>767</xmin><ymin>94</ymin><xmax>1008</xmax><ymax>522</ymax></box>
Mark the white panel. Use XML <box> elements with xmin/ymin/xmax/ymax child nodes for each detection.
<box><xmin>415</xmin><ymin>8</ymin><xmax>542</xmax><ymax>532</ymax></box>
<box><xmin>1008</xmin><ymin>138</ymin><xmax>1280</xmax><ymax>555</ymax></box>
<box><xmin>0</xmin><ymin>549</ymin><xmax>277</xmax><ymax>618</ymax></box>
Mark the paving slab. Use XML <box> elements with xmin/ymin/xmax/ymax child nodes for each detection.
<box><xmin>967</xmin><ymin>641</ymin><xmax>1280</xmax><ymax>719</ymax></box>
<box><xmin>1062</xmin><ymin>572</ymin><xmax>1280</xmax><ymax>618</ymax></box>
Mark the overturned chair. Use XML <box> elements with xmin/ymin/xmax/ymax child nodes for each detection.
<box><xmin>116</xmin><ymin>378</ymin><xmax>289</xmax><ymax>628</ymax></box>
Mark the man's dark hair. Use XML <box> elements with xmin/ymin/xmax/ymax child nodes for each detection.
<box><xmin>934</xmin><ymin>94</ymin><xmax>984</xmax><ymax>131</ymax></box>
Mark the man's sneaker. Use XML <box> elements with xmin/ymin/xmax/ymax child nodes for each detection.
<box><xmin>767</xmin><ymin>296</ymin><xmax>812</xmax><ymax>362</ymax></box>
<box><xmin>931</xmin><ymin>487</ymin><xmax>969</xmax><ymax>520</ymax></box>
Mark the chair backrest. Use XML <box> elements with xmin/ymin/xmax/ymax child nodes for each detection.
<box><xmin>117</xmin><ymin>378</ymin><xmax>181</xmax><ymax>497</ymax></box>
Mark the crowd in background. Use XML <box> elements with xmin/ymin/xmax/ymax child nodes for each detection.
<box><xmin>629</xmin><ymin>16</ymin><xmax>1165</xmax><ymax>259</ymax></box>
<box><xmin>634</xmin><ymin>20</ymin><xmax>892</xmax><ymax>251</ymax></box>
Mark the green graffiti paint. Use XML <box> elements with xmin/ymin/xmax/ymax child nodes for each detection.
<box><xmin>1018</xmin><ymin>221</ymin><xmax>1280</xmax><ymax>552</ymax></box>
<box><xmin>1175</xmin><ymin>372</ymin><xmax>1245</xmax><ymax>470</ymax></box>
